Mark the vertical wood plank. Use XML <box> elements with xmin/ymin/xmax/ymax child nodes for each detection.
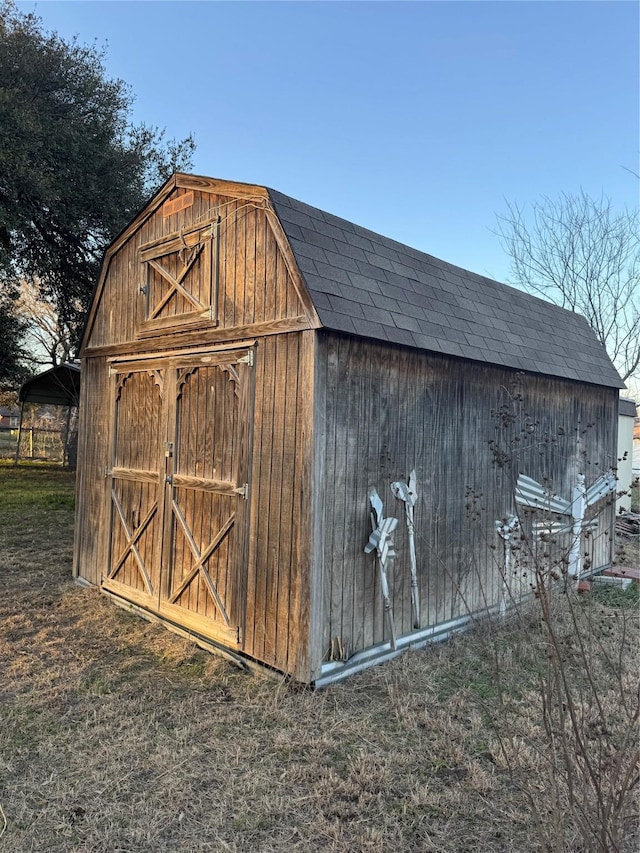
<box><xmin>252</xmin><ymin>335</ymin><xmax>276</xmax><ymax>660</ymax></box>
<box><xmin>264</xmin><ymin>222</ymin><xmax>277</xmax><ymax>323</ymax></box>
<box><xmin>254</xmin><ymin>209</ymin><xmax>266</xmax><ymax>324</ymax></box>
<box><xmin>262</xmin><ymin>335</ymin><xmax>285</xmax><ymax>663</ymax></box>
<box><xmin>320</xmin><ymin>336</ymin><xmax>335</xmax><ymax>660</ymax></box>
<box><xmin>221</xmin><ymin>199</ymin><xmax>236</xmax><ymax>332</ymax></box>
<box><xmin>274</xmin><ymin>334</ymin><xmax>298</xmax><ymax>667</ymax></box>
<box><xmin>289</xmin><ymin>330</ymin><xmax>315</xmax><ymax>681</ymax></box>
<box><xmin>232</xmin><ymin>200</ymin><xmax>246</xmax><ymax>329</ymax></box>
<box><xmin>324</xmin><ymin>335</ymin><xmax>343</xmax><ymax>656</ymax></box>
<box><xmin>242</xmin><ymin>342</ymin><xmax>262</xmax><ymax>660</ymax></box>
<box><xmin>243</xmin><ymin>207</ymin><xmax>256</xmax><ymax>326</ymax></box>
<box><xmin>362</xmin><ymin>338</ymin><xmax>379</xmax><ymax>650</ymax></box>
<box><xmin>308</xmin><ymin>332</ymin><xmax>327</xmax><ymax>680</ymax></box>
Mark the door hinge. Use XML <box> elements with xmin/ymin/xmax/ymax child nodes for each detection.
<box><xmin>165</xmin><ymin>474</ymin><xmax>173</xmax><ymax>485</ymax></box>
<box><xmin>104</xmin><ymin>467</ymin><xmax>111</xmax><ymax>478</ymax></box>
<box><xmin>234</xmin><ymin>483</ymin><xmax>249</xmax><ymax>499</ymax></box>
<box><xmin>236</xmin><ymin>625</ymin><xmax>243</xmax><ymax>645</ymax></box>
<box><xmin>237</xmin><ymin>350</ymin><xmax>254</xmax><ymax>367</ymax></box>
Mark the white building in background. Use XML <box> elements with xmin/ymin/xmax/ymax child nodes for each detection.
<box><xmin>617</xmin><ymin>397</ymin><xmax>637</xmax><ymax>513</ymax></box>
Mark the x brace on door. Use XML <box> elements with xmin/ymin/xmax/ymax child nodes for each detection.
<box><xmin>147</xmin><ymin>243</ymin><xmax>206</xmax><ymax>319</ymax></box>
<box><xmin>109</xmin><ymin>490</ymin><xmax>158</xmax><ymax>595</ymax></box>
<box><xmin>168</xmin><ymin>501</ymin><xmax>235</xmax><ymax>625</ymax></box>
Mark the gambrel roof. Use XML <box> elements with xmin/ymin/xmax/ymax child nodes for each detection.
<box><xmin>84</xmin><ymin>173</ymin><xmax>623</xmax><ymax>389</ymax></box>
<box><xmin>268</xmin><ymin>188</ymin><xmax>624</xmax><ymax>389</ymax></box>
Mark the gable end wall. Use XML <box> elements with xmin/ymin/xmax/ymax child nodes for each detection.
<box><xmin>84</xmin><ymin>187</ymin><xmax>312</xmax><ymax>352</ymax></box>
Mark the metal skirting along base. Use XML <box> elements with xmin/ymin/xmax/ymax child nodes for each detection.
<box><xmin>315</xmin><ymin>563</ymin><xmax>614</xmax><ymax>688</ymax></box>
<box><xmin>315</xmin><ymin>605</ymin><xmax>504</xmax><ymax>689</ymax></box>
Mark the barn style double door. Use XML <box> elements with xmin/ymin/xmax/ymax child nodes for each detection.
<box><xmin>102</xmin><ymin>346</ymin><xmax>254</xmax><ymax>646</ymax></box>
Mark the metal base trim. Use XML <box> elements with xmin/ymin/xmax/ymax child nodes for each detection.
<box><xmin>315</xmin><ymin>608</ymin><xmax>502</xmax><ymax>689</ymax></box>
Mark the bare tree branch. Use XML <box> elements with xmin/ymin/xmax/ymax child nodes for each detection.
<box><xmin>495</xmin><ymin>191</ymin><xmax>639</xmax><ymax>384</ymax></box>
<box><xmin>15</xmin><ymin>278</ymin><xmax>78</xmax><ymax>367</ymax></box>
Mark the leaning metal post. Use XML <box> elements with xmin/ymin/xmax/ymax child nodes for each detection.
<box><xmin>365</xmin><ymin>488</ymin><xmax>398</xmax><ymax>650</ymax></box>
<box><xmin>495</xmin><ymin>515</ymin><xmax>520</xmax><ymax>617</ymax></box>
<box><xmin>391</xmin><ymin>470</ymin><xmax>420</xmax><ymax>628</ymax></box>
<box><xmin>568</xmin><ymin>474</ymin><xmax>586</xmax><ymax>580</ymax></box>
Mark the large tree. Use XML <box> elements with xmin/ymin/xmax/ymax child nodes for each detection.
<box><xmin>0</xmin><ymin>286</ymin><xmax>28</xmax><ymax>387</ymax></box>
<box><xmin>0</xmin><ymin>1</ymin><xmax>195</xmax><ymax>364</ymax></box>
<box><xmin>495</xmin><ymin>191</ymin><xmax>639</xmax><ymax>386</ymax></box>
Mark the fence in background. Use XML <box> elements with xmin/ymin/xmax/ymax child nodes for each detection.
<box><xmin>0</xmin><ymin>427</ymin><xmax>67</xmax><ymax>463</ymax></box>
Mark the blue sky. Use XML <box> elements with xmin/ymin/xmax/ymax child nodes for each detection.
<box><xmin>17</xmin><ymin>0</ymin><xmax>640</xmax><ymax>283</ymax></box>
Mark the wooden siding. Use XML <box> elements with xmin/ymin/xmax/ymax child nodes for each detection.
<box><xmin>315</xmin><ymin>332</ymin><xmax>618</xmax><ymax>667</ymax></box>
<box><xmin>75</xmin><ymin>331</ymin><xmax>315</xmax><ymax>679</ymax></box>
<box><xmin>242</xmin><ymin>331</ymin><xmax>315</xmax><ymax>682</ymax></box>
<box><xmin>76</xmin><ymin>180</ymin><xmax>318</xmax><ymax>679</ymax></box>
<box><xmin>73</xmin><ymin>356</ymin><xmax>111</xmax><ymax>585</ymax></box>
<box><xmin>84</xmin><ymin>187</ymin><xmax>312</xmax><ymax>351</ymax></box>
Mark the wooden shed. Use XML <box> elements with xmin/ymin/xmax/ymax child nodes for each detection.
<box><xmin>74</xmin><ymin>173</ymin><xmax>624</xmax><ymax>684</ymax></box>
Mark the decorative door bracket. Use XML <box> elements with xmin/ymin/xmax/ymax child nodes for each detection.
<box><xmin>237</xmin><ymin>351</ymin><xmax>254</xmax><ymax>367</ymax></box>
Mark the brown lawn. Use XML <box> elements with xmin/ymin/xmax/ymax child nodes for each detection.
<box><xmin>1</xmin><ymin>462</ymin><xmax>638</xmax><ymax>852</ymax></box>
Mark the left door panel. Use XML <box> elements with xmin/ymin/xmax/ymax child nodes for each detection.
<box><xmin>104</xmin><ymin>367</ymin><xmax>164</xmax><ymax>610</ymax></box>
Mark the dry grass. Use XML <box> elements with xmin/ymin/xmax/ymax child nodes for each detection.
<box><xmin>0</xmin><ymin>462</ymin><xmax>638</xmax><ymax>852</ymax></box>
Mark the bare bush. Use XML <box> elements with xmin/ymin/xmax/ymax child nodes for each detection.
<box><xmin>451</xmin><ymin>386</ymin><xmax>640</xmax><ymax>852</ymax></box>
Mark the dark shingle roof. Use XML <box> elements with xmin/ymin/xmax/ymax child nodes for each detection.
<box><xmin>619</xmin><ymin>398</ymin><xmax>637</xmax><ymax>417</ymax></box>
<box><xmin>268</xmin><ymin>188</ymin><xmax>624</xmax><ymax>389</ymax></box>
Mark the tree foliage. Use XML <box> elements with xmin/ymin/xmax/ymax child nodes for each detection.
<box><xmin>0</xmin><ymin>1</ymin><xmax>195</xmax><ymax>359</ymax></box>
<box><xmin>496</xmin><ymin>191</ymin><xmax>639</xmax><ymax>384</ymax></box>
<box><xmin>0</xmin><ymin>286</ymin><xmax>28</xmax><ymax>388</ymax></box>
